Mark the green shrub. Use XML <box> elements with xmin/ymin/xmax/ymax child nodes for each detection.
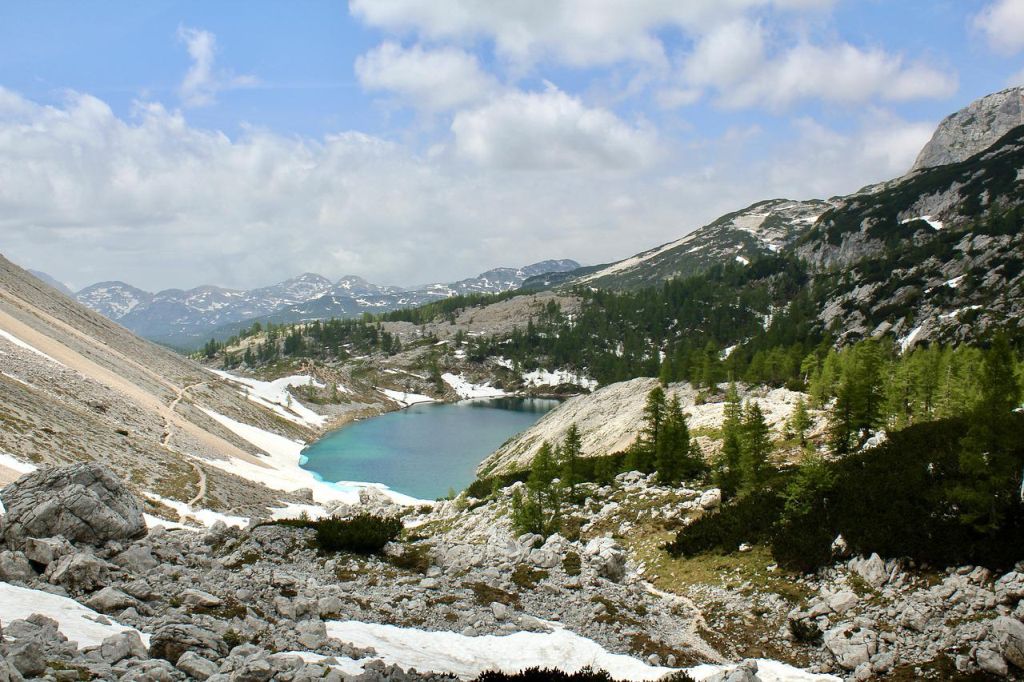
<box><xmin>267</xmin><ymin>514</ymin><xmax>402</xmax><ymax>555</ymax></box>
<box><xmin>315</xmin><ymin>514</ymin><xmax>402</xmax><ymax>554</ymax></box>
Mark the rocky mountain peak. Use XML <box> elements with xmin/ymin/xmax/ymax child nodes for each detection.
<box><xmin>911</xmin><ymin>86</ymin><xmax>1024</xmax><ymax>172</ymax></box>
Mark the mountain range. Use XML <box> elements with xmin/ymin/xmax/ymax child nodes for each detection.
<box><xmin>67</xmin><ymin>260</ymin><xmax>580</xmax><ymax>348</ymax></box>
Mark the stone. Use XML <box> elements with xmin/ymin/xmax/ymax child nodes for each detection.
<box><xmin>4</xmin><ymin>640</ymin><xmax>45</xmax><ymax>678</ymax></box>
<box><xmin>86</xmin><ymin>587</ymin><xmax>137</xmax><ymax>614</ymax></box>
<box><xmin>295</xmin><ymin>620</ymin><xmax>328</xmax><ymax>649</ymax></box>
<box><xmin>0</xmin><ymin>551</ymin><xmax>35</xmax><ymax>582</ymax></box>
<box><xmin>990</xmin><ymin>616</ymin><xmax>1024</xmax><ymax>669</ymax></box>
<box><xmin>0</xmin><ymin>463</ymin><xmax>146</xmax><ymax>547</ymax></box>
<box><xmin>826</xmin><ymin>591</ymin><xmax>859</xmax><ymax>615</ymax></box>
<box><xmin>0</xmin><ymin>654</ymin><xmax>25</xmax><ymax>682</ymax></box>
<box><xmin>45</xmin><ymin>550</ymin><xmax>111</xmax><ymax>592</ymax></box>
<box><xmin>977</xmin><ymin>646</ymin><xmax>1009</xmax><ymax>677</ymax></box>
<box><xmin>176</xmin><ymin>652</ymin><xmax>219</xmax><ymax>681</ymax></box>
<box><xmin>823</xmin><ymin>624</ymin><xmax>878</xmax><ymax>670</ymax></box>
<box><xmin>584</xmin><ymin>537</ymin><xmax>626</xmax><ymax>582</ymax></box>
<box><xmin>490</xmin><ymin>602</ymin><xmax>509</xmax><ymax>621</ymax></box>
<box><xmin>99</xmin><ymin>630</ymin><xmax>148</xmax><ymax>664</ymax></box>
<box><xmin>705</xmin><ymin>660</ymin><xmax>758</xmax><ymax>682</ymax></box>
<box><xmin>149</xmin><ymin>623</ymin><xmax>228</xmax><ymax>663</ymax></box>
<box><xmin>698</xmin><ymin>488</ymin><xmax>722</xmax><ymax>510</ymax></box>
<box><xmin>849</xmin><ymin>553</ymin><xmax>888</xmax><ymax>589</ymax></box>
<box><xmin>181</xmin><ymin>589</ymin><xmax>223</xmax><ymax>609</ymax></box>
<box><xmin>22</xmin><ymin>537</ymin><xmax>74</xmax><ymax>567</ymax></box>
<box><xmin>114</xmin><ymin>545</ymin><xmax>159</xmax><ymax>574</ymax></box>
<box><xmin>231</xmin><ymin>657</ymin><xmax>272</xmax><ymax>682</ymax></box>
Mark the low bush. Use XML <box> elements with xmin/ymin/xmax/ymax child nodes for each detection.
<box><xmin>267</xmin><ymin>514</ymin><xmax>402</xmax><ymax>555</ymax></box>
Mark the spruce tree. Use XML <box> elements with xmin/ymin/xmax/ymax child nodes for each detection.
<box><xmin>714</xmin><ymin>382</ymin><xmax>743</xmax><ymax>497</ymax></box>
<box><xmin>788</xmin><ymin>396</ymin><xmax>812</xmax><ymax>448</ymax></box>
<box><xmin>740</xmin><ymin>401</ymin><xmax>772</xmax><ymax>494</ymax></box>
<box><xmin>561</xmin><ymin>423</ymin><xmax>583</xmax><ymax>499</ymax></box>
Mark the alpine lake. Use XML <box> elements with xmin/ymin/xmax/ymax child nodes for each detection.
<box><xmin>299</xmin><ymin>397</ymin><xmax>560</xmax><ymax>500</ymax></box>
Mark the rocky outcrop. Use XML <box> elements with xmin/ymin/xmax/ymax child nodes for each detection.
<box><xmin>0</xmin><ymin>463</ymin><xmax>146</xmax><ymax>547</ymax></box>
<box><xmin>911</xmin><ymin>87</ymin><xmax>1024</xmax><ymax>171</ymax></box>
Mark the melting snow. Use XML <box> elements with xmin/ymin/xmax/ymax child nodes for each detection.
<box><xmin>442</xmin><ymin>373</ymin><xmax>507</xmax><ymax>399</ymax></box>
<box><xmin>940</xmin><ymin>305</ymin><xmax>983</xmax><ymax>320</ymax></box>
<box><xmin>0</xmin><ymin>582</ymin><xmax>150</xmax><ymax>648</ymax></box>
<box><xmin>198</xmin><ymin>408</ymin><xmax>425</xmax><ymax>506</ymax></box>
<box><xmin>323</xmin><ymin>621</ymin><xmax>838</xmax><ymax>682</ymax></box>
<box><xmin>720</xmin><ymin>344</ymin><xmax>739</xmax><ymax>360</ymax></box>
<box><xmin>735</xmin><ymin>255</ymin><xmax>750</xmax><ymax>266</ymax></box>
<box><xmin>901</xmin><ymin>215</ymin><xmax>944</xmax><ymax>231</ymax></box>
<box><xmin>521</xmin><ymin>368</ymin><xmax>598</xmax><ymax>391</ymax></box>
<box><xmin>944</xmin><ymin>275</ymin><xmax>965</xmax><ymax>288</ymax></box>
<box><xmin>0</xmin><ymin>329</ymin><xmax>66</xmax><ymax>367</ymax></box>
<box><xmin>144</xmin><ymin>492</ymin><xmax>248</xmax><ymax>528</ymax></box>
<box><xmin>898</xmin><ymin>325</ymin><xmax>924</xmax><ymax>353</ymax></box>
<box><xmin>0</xmin><ymin>452</ymin><xmax>37</xmax><ymax>475</ymax></box>
<box><xmin>210</xmin><ymin>370</ymin><xmax>328</xmax><ymax>428</ymax></box>
<box><xmin>379</xmin><ymin>388</ymin><xmax>436</xmax><ymax>407</ymax></box>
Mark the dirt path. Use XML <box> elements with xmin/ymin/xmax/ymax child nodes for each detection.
<box><xmin>642</xmin><ymin>582</ymin><xmax>725</xmax><ymax>664</ymax></box>
<box><xmin>159</xmin><ymin>381</ymin><xmax>211</xmax><ymax>508</ymax></box>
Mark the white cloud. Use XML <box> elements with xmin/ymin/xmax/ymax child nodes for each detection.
<box><xmin>681</xmin><ymin>27</ymin><xmax>957</xmax><ymax>109</ymax></box>
<box><xmin>177</xmin><ymin>26</ymin><xmax>257</xmax><ymax>107</ymax></box>
<box><xmin>450</xmin><ymin>85</ymin><xmax>659</xmax><ymax>170</ymax></box>
<box><xmin>355</xmin><ymin>42</ymin><xmax>500</xmax><ymax>111</ymax></box>
<box><xmin>974</xmin><ymin>0</ymin><xmax>1024</xmax><ymax>55</ymax></box>
<box><xmin>348</xmin><ymin>0</ymin><xmax>834</xmax><ymax>69</ymax></box>
<box><xmin>0</xmin><ymin>87</ymin><xmax>933</xmax><ymax>295</ymax></box>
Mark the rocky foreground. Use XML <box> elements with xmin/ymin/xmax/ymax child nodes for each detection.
<box><xmin>1</xmin><ymin>463</ymin><xmax>1024</xmax><ymax>681</ymax></box>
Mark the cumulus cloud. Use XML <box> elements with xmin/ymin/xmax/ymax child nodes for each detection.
<box><xmin>355</xmin><ymin>42</ymin><xmax>500</xmax><ymax>111</ymax></box>
<box><xmin>0</xmin><ymin>87</ymin><xmax>933</xmax><ymax>293</ymax></box>
<box><xmin>177</xmin><ymin>26</ymin><xmax>257</xmax><ymax>107</ymax></box>
<box><xmin>450</xmin><ymin>85</ymin><xmax>659</xmax><ymax>170</ymax></box>
<box><xmin>348</xmin><ymin>0</ymin><xmax>833</xmax><ymax>68</ymax></box>
<box><xmin>680</xmin><ymin>21</ymin><xmax>956</xmax><ymax>109</ymax></box>
<box><xmin>974</xmin><ymin>0</ymin><xmax>1024</xmax><ymax>55</ymax></box>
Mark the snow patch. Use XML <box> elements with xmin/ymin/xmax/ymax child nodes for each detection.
<box><xmin>198</xmin><ymin>407</ymin><xmax>425</xmax><ymax>506</ymax></box>
<box><xmin>442</xmin><ymin>373</ymin><xmax>507</xmax><ymax>399</ymax></box>
<box><xmin>379</xmin><ymin>388</ymin><xmax>436</xmax><ymax>407</ymax></box>
<box><xmin>144</xmin><ymin>492</ymin><xmax>248</xmax><ymax>528</ymax></box>
<box><xmin>522</xmin><ymin>368</ymin><xmax>598</xmax><ymax>391</ymax></box>
<box><xmin>735</xmin><ymin>255</ymin><xmax>750</xmax><ymax>266</ymax></box>
<box><xmin>0</xmin><ymin>329</ymin><xmax>66</xmax><ymax>367</ymax></box>
<box><xmin>0</xmin><ymin>452</ymin><xmax>38</xmax><ymax>475</ymax></box>
<box><xmin>901</xmin><ymin>215</ymin><xmax>944</xmax><ymax>231</ymax></box>
<box><xmin>898</xmin><ymin>325</ymin><xmax>923</xmax><ymax>353</ymax></box>
<box><xmin>0</xmin><ymin>582</ymin><xmax>150</xmax><ymax>648</ymax></box>
<box><xmin>940</xmin><ymin>305</ymin><xmax>983</xmax><ymax>320</ymax></box>
<box><xmin>720</xmin><ymin>345</ymin><xmax>739</xmax><ymax>360</ymax></box>
<box><xmin>323</xmin><ymin>620</ymin><xmax>837</xmax><ymax>682</ymax></box>
<box><xmin>944</xmin><ymin>275</ymin><xmax>965</xmax><ymax>289</ymax></box>
<box><xmin>210</xmin><ymin>370</ymin><xmax>328</xmax><ymax>428</ymax></box>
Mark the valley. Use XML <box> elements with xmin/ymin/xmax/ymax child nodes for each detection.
<box><xmin>1</xmin><ymin>86</ymin><xmax>1023</xmax><ymax>682</ymax></box>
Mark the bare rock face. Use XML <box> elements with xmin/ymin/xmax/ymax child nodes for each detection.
<box><xmin>911</xmin><ymin>87</ymin><xmax>1024</xmax><ymax>172</ymax></box>
<box><xmin>0</xmin><ymin>463</ymin><xmax>146</xmax><ymax>547</ymax></box>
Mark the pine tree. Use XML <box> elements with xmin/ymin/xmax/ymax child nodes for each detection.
<box><xmin>513</xmin><ymin>441</ymin><xmax>563</xmax><ymax>537</ymax></box>
<box><xmin>561</xmin><ymin>423</ymin><xmax>583</xmax><ymax>499</ymax></box>
<box><xmin>956</xmin><ymin>333</ymin><xmax>1023</xmax><ymax>531</ymax></box>
<box><xmin>788</xmin><ymin>396</ymin><xmax>812</xmax><ymax>448</ymax></box>
<box><xmin>656</xmin><ymin>393</ymin><xmax>695</xmax><ymax>484</ymax></box>
<box><xmin>714</xmin><ymin>382</ymin><xmax>743</xmax><ymax>497</ymax></box>
<box><xmin>739</xmin><ymin>401</ymin><xmax>772</xmax><ymax>494</ymax></box>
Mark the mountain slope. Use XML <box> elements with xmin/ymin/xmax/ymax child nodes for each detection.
<box><xmin>0</xmin><ymin>255</ymin><xmax>341</xmax><ymax>512</ymax></box>
<box><xmin>566</xmin><ymin>199</ymin><xmax>829</xmax><ymax>291</ymax></box>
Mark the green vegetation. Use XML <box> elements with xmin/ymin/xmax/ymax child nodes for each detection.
<box><xmin>269</xmin><ymin>514</ymin><xmax>402</xmax><ymax>555</ymax></box>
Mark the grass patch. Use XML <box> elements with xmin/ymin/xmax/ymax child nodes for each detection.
<box><xmin>468</xmin><ymin>582</ymin><xmax>521</xmax><ymax>608</ymax></box>
<box><xmin>511</xmin><ymin>564</ymin><xmax>549</xmax><ymax>590</ymax></box>
<box><xmin>268</xmin><ymin>514</ymin><xmax>402</xmax><ymax>555</ymax></box>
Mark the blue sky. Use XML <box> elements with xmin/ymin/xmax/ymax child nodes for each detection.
<box><xmin>1</xmin><ymin>0</ymin><xmax>1022</xmax><ymax>291</ymax></box>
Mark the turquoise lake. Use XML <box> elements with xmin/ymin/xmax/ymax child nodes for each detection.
<box><xmin>299</xmin><ymin>398</ymin><xmax>560</xmax><ymax>500</ymax></box>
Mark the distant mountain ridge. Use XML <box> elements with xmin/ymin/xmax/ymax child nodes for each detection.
<box><xmin>74</xmin><ymin>259</ymin><xmax>580</xmax><ymax>348</ymax></box>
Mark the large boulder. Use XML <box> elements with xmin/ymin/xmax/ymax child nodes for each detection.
<box><xmin>149</xmin><ymin>623</ymin><xmax>228</xmax><ymax>664</ymax></box>
<box><xmin>0</xmin><ymin>463</ymin><xmax>146</xmax><ymax>547</ymax></box>
<box><xmin>824</xmin><ymin>623</ymin><xmax>878</xmax><ymax>670</ymax></box>
<box><xmin>990</xmin><ymin>617</ymin><xmax>1024</xmax><ymax>670</ymax></box>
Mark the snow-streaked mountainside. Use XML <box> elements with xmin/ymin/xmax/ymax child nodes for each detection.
<box><xmin>75</xmin><ymin>259</ymin><xmax>580</xmax><ymax>348</ymax></box>
<box><xmin>556</xmin><ymin>199</ymin><xmax>829</xmax><ymax>291</ymax></box>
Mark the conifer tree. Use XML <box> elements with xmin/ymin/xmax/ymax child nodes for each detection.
<box><xmin>740</xmin><ymin>401</ymin><xmax>772</xmax><ymax>494</ymax></box>
<box><xmin>787</xmin><ymin>396</ymin><xmax>812</xmax><ymax>448</ymax></box>
<box><xmin>561</xmin><ymin>423</ymin><xmax>583</xmax><ymax>499</ymax></box>
<box><xmin>511</xmin><ymin>441</ymin><xmax>563</xmax><ymax>536</ymax></box>
<box><xmin>656</xmin><ymin>393</ymin><xmax>696</xmax><ymax>484</ymax></box>
<box><xmin>714</xmin><ymin>382</ymin><xmax>743</xmax><ymax>496</ymax></box>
